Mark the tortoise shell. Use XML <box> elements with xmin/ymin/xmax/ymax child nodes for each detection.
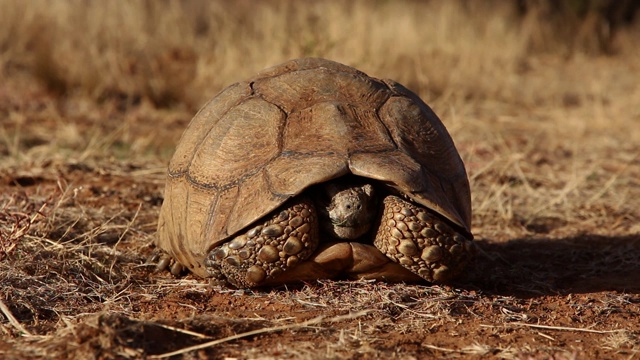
<box><xmin>156</xmin><ymin>58</ymin><xmax>471</xmax><ymax>278</ymax></box>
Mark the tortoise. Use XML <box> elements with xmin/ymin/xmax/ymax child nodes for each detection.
<box><xmin>154</xmin><ymin>58</ymin><xmax>474</xmax><ymax>288</ymax></box>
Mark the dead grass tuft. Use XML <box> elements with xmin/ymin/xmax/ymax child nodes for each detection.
<box><xmin>0</xmin><ymin>191</ymin><xmax>48</xmax><ymax>261</ymax></box>
<box><xmin>601</xmin><ymin>330</ymin><xmax>640</xmax><ymax>352</ymax></box>
<box><xmin>2</xmin><ymin>1</ymin><xmax>637</xmax><ymax>110</ymax></box>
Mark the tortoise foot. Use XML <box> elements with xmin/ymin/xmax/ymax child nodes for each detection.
<box><xmin>147</xmin><ymin>250</ymin><xmax>186</xmax><ymax>276</ymax></box>
<box><xmin>374</xmin><ymin>196</ymin><xmax>475</xmax><ymax>282</ymax></box>
<box><xmin>205</xmin><ymin>197</ymin><xmax>320</xmax><ymax>287</ymax></box>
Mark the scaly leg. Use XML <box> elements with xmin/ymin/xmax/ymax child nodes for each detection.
<box><xmin>205</xmin><ymin>197</ymin><xmax>319</xmax><ymax>288</ymax></box>
<box><xmin>374</xmin><ymin>195</ymin><xmax>475</xmax><ymax>282</ymax></box>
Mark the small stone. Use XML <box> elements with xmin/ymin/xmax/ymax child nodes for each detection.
<box><xmin>246</xmin><ymin>265</ymin><xmax>267</xmax><ymax>284</ymax></box>
<box><xmin>283</xmin><ymin>236</ymin><xmax>303</xmax><ymax>255</ymax></box>
<box><xmin>301</xmin><ymin>208</ymin><xmax>311</xmax><ymax>218</ymax></box>
<box><xmin>398</xmin><ymin>240</ymin><xmax>419</xmax><ymax>256</ymax></box>
<box><xmin>389</xmin><ymin>237</ymin><xmax>400</xmax><ymax>246</ymax></box>
<box><xmin>289</xmin><ymin>216</ymin><xmax>304</xmax><ymax>228</ymax></box>
<box><xmin>262</xmin><ymin>224</ymin><xmax>284</xmax><ymax>237</ymax></box>
<box><xmin>449</xmin><ymin>244</ymin><xmax>462</xmax><ymax>256</ymax></box>
<box><xmin>387</xmin><ymin>219</ymin><xmax>396</xmax><ymax>227</ymax></box>
<box><xmin>238</xmin><ymin>249</ymin><xmax>251</xmax><ymax>259</ymax></box>
<box><xmin>421</xmin><ymin>245</ymin><xmax>443</xmax><ymax>262</ymax></box>
<box><xmin>228</xmin><ymin>235</ymin><xmax>248</xmax><ymax>250</ymax></box>
<box><xmin>401</xmin><ymin>208</ymin><xmax>413</xmax><ymax>216</ymax></box>
<box><xmin>258</xmin><ymin>245</ymin><xmax>279</xmax><ymax>263</ymax></box>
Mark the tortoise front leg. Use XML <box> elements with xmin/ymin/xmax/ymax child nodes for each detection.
<box><xmin>374</xmin><ymin>196</ymin><xmax>475</xmax><ymax>283</ymax></box>
<box><xmin>259</xmin><ymin>241</ymin><xmax>422</xmax><ymax>285</ymax></box>
<box><xmin>204</xmin><ymin>197</ymin><xmax>319</xmax><ymax>288</ymax></box>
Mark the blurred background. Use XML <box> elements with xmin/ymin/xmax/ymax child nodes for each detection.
<box><xmin>1</xmin><ymin>0</ymin><xmax>638</xmax><ymax>110</ymax></box>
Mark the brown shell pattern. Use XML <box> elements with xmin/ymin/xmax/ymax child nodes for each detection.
<box><xmin>156</xmin><ymin>58</ymin><xmax>471</xmax><ymax>278</ymax></box>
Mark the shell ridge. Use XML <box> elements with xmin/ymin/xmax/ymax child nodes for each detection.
<box><xmin>187</xmin><ymin>95</ymin><xmax>284</xmax><ymax>188</ymax></box>
<box><xmin>180</xmin><ymin>90</ymin><xmax>253</xmax><ymax>177</ymax></box>
<box><xmin>263</xmin><ymin>165</ymin><xmax>296</xmax><ymax>199</ymax></box>
<box><xmin>169</xmin><ymin>81</ymin><xmax>252</xmax><ymax>177</ymax></box>
<box><xmin>372</xmin><ymin>97</ymin><xmax>399</xmax><ymax>151</ymax></box>
<box><xmin>203</xmin><ymin>190</ymin><xmax>221</xmax><ymax>249</ymax></box>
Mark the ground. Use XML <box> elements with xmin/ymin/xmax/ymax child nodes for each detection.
<box><xmin>1</xmin><ymin>1</ymin><xmax>639</xmax><ymax>359</ymax></box>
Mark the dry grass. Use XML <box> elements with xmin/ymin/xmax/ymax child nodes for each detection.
<box><xmin>3</xmin><ymin>1</ymin><xmax>637</xmax><ymax>109</ymax></box>
<box><xmin>1</xmin><ymin>0</ymin><xmax>639</xmax><ymax>358</ymax></box>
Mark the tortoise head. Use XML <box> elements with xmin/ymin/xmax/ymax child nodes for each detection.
<box><xmin>316</xmin><ymin>181</ymin><xmax>378</xmax><ymax>240</ymax></box>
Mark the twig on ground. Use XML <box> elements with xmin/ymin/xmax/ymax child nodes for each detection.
<box><xmin>423</xmin><ymin>344</ymin><xmax>458</xmax><ymax>353</ymax></box>
<box><xmin>482</xmin><ymin>322</ymin><xmax>627</xmax><ymax>334</ymax></box>
<box><xmin>150</xmin><ymin>311</ymin><xmax>371</xmax><ymax>359</ymax></box>
<box><xmin>150</xmin><ymin>322</ymin><xmax>211</xmax><ymax>339</ymax></box>
<box><xmin>423</xmin><ymin>343</ymin><xmax>494</xmax><ymax>355</ymax></box>
<box><xmin>0</xmin><ymin>297</ymin><xmax>31</xmax><ymax>335</ymax></box>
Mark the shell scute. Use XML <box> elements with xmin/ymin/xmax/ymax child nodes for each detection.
<box><xmin>188</xmin><ymin>97</ymin><xmax>285</xmax><ymax>188</ymax></box>
<box><xmin>169</xmin><ymin>82</ymin><xmax>252</xmax><ymax>176</ymax></box>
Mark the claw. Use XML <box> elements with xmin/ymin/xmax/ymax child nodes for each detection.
<box><xmin>170</xmin><ymin>261</ymin><xmax>185</xmax><ymax>276</ymax></box>
<box><xmin>147</xmin><ymin>249</ymin><xmax>179</xmax><ymax>274</ymax></box>
<box><xmin>156</xmin><ymin>255</ymin><xmax>172</xmax><ymax>272</ymax></box>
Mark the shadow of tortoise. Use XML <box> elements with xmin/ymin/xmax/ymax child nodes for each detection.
<box><xmin>458</xmin><ymin>234</ymin><xmax>640</xmax><ymax>297</ymax></box>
